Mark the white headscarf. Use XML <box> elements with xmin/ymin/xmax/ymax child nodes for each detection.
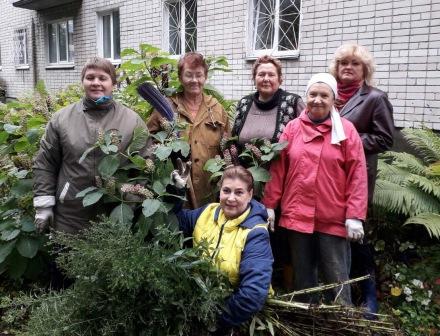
<box><xmin>306</xmin><ymin>73</ymin><xmax>346</xmax><ymax>145</ymax></box>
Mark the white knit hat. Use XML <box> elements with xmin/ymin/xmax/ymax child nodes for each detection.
<box><xmin>306</xmin><ymin>73</ymin><xmax>338</xmax><ymax>99</ymax></box>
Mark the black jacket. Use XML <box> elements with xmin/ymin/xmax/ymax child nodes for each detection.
<box><xmin>340</xmin><ymin>84</ymin><xmax>394</xmax><ymax>203</ymax></box>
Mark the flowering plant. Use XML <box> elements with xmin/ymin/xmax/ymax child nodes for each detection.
<box><xmin>204</xmin><ymin>137</ymin><xmax>287</xmax><ymax>198</ymax></box>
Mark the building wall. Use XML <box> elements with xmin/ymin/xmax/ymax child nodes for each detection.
<box><xmin>0</xmin><ymin>0</ymin><xmax>439</xmax><ymax>129</ymax></box>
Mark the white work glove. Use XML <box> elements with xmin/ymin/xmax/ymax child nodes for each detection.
<box><xmin>35</xmin><ymin>207</ymin><xmax>54</xmax><ymax>233</ymax></box>
<box><xmin>170</xmin><ymin>158</ymin><xmax>191</xmax><ymax>189</ymax></box>
<box><xmin>266</xmin><ymin>208</ymin><xmax>275</xmax><ymax>232</ymax></box>
<box><xmin>345</xmin><ymin>218</ymin><xmax>364</xmax><ymax>242</ymax></box>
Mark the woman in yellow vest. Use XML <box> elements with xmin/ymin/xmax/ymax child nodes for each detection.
<box><xmin>171</xmin><ymin>164</ymin><xmax>273</xmax><ymax>335</ymax></box>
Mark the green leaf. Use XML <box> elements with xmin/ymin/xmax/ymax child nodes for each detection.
<box><xmin>16</xmin><ymin>236</ymin><xmax>40</xmax><ymax>258</ymax></box>
<box><xmin>26</xmin><ymin>128</ymin><xmax>41</xmax><ymax>144</ymax></box>
<box><xmin>151</xmin><ymin>131</ymin><xmax>168</xmax><ymax>144</ymax></box>
<box><xmin>110</xmin><ymin>204</ymin><xmax>134</xmax><ymax>226</ymax></box>
<box><xmin>154</xmin><ymin>145</ymin><xmax>173</xmax><ymax>161</ymax></box>
<box><xmin>139</xmin><ymin>43</ymin><xmax>161</xmax><ymax>53</ymax></box>
<box><xmin>1</xmin><ymin>229</ymin><xmax>20</xmax><ymax>241</ymax></box>
<box><xmin>98</xmin><ymin>155</ymin><xmax>120</xmax><ymax>177</ymax></box>
<box><xmin>272</xmin><ymin>141</ymin><xmax>288</xmax><ymax>151</ymax></box>
<box><xmin>150</xmin><ymin>56</ymin><xmax>173</xmax><ymax>67</ymax></box>
<box><xmin>0</xmin><ymin>241</ymin><xmax>15</xmax><ymax>263</ymax></box>
<box><xmin>11</xmin><ymin>179</ymin><xmax>33</xmax><ymax>197</ymax></box>
<box><xmin>128</xmin><ymin>127</ymin><xmax>149</xmax><ymax>154</ymax></box>
<box><xmin>142</xmin><ymin>199</ymin><xmax>162</xmax><ymax>217</ymax></box>
<box><xmin>260</xmin><ymin>152</ymin><xmax>274</xmax><ymax>161</ymax></box>
<box><xmin>0</xmin><ymin>131</ymin><xmax>9</xmax><ymax>144</ymax></box>
<box><xmin>21</xmin><ymin>217</ymin><xmax>35</xmax><ymax>232</ymax></box>
<box><xmin>204</xmin><ymin>158</ymin><xmax>224</xmax><ymax>173</ymax></box>
<box><xmin>27</xmin><ymin>116</ymin><xmax>47</xmax><ymax>128</ymax></box>
<box><xmin>7</xmin><ymin>251</ymin><xmax>28</xmax><ymax>279</ymax></box>
<box><xmin>13</xmin><ymin>170</ymin><xmax>29</xmax><ymax>179</ymax></box>
<box><xmin>14</xmin><ymin>137</ymin><xmax>29</xmax><ymax>152</ymax></box>
<box><xmin>248</xmin><ymin>166</ymin><xmax>271</xmax><ymax>182</ymax></box>
<box><xmin>129</xmin><ymin>155</ymin><xmax>146</xmax><ymax>169</ymax></box>
<box><xmin>152</xmin><ymin>180</ymin><xmax>165</xmax><ymax>194</ymax></box>
<box><xmin>120</xmin><ymin>48</ymin><xmax>139</xmax><ymax>57</ymax></box>
<box><xmin>3</xmin><ymin>124</ymin><xmax>21</xmax><ymax>134</ymax></box>
<box><xmin>79</xmin><ymin>146</ymin><xmax>96</xmax><ymax>163</ymax></box>
<box><xmin>171</xmin><ymin>140</ymin><xmax>190</xmax><ymax>157</ymax></box>
<box><xmin>76</xmin><ymin>186</ymin><xmax>98</xmax><ymax>198</ymax></box>
<box><xmin>82</xmin><ymin>191</ymin><xmax>104</xmax><ymax>207</ymax></box>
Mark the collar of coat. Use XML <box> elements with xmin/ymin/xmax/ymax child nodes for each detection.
<box><xmin>170</xmin><ymin>92</ymin><xmax>218</xmax><ymax>120</ymax></box>
<box><xmin>339</xmin><ymin>84</ymin><xmax>371</xmax><ymax>117</ymax></box>
<box><xmin>211</xmin><ymin>199</ymin><xmax>269</xmax><ymax>230</ymax></box>
<box><xmin>299</xmin><ymin>110</ymin><xmax>333</xmax><ymax>143</ymax></box>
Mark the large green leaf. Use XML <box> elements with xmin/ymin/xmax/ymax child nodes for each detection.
<box><xmin>82</xmin><ymin>191</ymin><xmax>104</xmax><ymax>207</ymax></box>
<box><xmin>154</xmin><ymin>145</ymin><xmax>173</xmax><ymax>161</ymax></box>
<box><xmin>10</xmin><ymin>179</ymin><xmax>33</xmax><ymax>197</ymax></box>
<box><xmin>150</xmin><ymin>56</ymin><xmax>173</xmax><ymax>67</ymax></box>
<box><xmin>129</xmin><ymin>155</ymin><xmax>146</xmax><ymax>169</ymax></box>
<box><xmin>7</xmin><ymin>251</ymin><xmax>28</xmax><ymax>279</ymax></box>
<box><xmin>16</xmin><ymin>236</ymin><xmax>40</xmax><ymax>258</ymax></box>
<box><xmin>1</xmin><ymin>229</ymin><xmax>20</xmax><ymax>241</ymax></box>
<box><xmin>26</xmin><ymin>128</ymin><xmax>41</xmax><ymax>144</ymax></box>
<box><xmin>21</xmin><ymin>217</ymin><xmax>35</xmax><ymax>232</ymax></box>
<box><xmin>27</xmin><ymin>116</ymin><xmax>47</xmax><ymax>128</ymax></box>
<box><xmin>120</xmin><ymin>48</ymin><xmax>139</xmax><ymax>57</ymax></box>
<box><xmin>142</xmin><ymin>199</ymin><xmax>162</xmax><ymax>217</ymax></box>
<box><xmin>171</xmin><ymin>140</ymin><xmax>190</xmax><ymax>157</ymax></box>
<box><xmin>128</xmin><ymin>127</ymin><xmax>149</xmax><ymax>154</ymax></box>
<box><xmin>110</xmin><ymin>204</ymin><xmax>134</xmax><ymax>226</ymax></box>
<box><xmin>152</xmin><ymin>180</ymin><xmax>165</xmax><ymax>195</ymax></box>
<box><xmin>248</xmin><ymin>166</ymin><xmax>271</xmax><ymax>182</ymax></box>
<box><xmin>0</xmin><ymin>241</ymin><xmax>15</xmax><ymax>263</ymax></box>
<box><xmin>14</xmin><ymin>137</ymin><xmax>30</xmax><ymax>152</ymax></box>
<box><xmin>0</xmin><ymin>131</ymin><xmax>9</xmax><ymax>144</ymax></box>
<box><xmin>76</xmin><ymin>186</ymin><xmax>98</xmax><ymax>198</ymax></box>
<box><xmin>3</xmin><ymin>124</ymin><xmax>22</xmax><ymax>134</ymax></box>
<box><xmin>98</xmin><ymin>155</ymin><xmax>120</xmax><ymax>177</ymax></box>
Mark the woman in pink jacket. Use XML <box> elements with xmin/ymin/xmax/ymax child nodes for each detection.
<box><xmin>262</xmin><ymin>73</ymin><xmax>368</xmax><ymax>305</ymax></box>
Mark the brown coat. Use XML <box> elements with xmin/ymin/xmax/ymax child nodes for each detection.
<box><xmin>147</xmin><ymin>93</ymin><xmax>229</xmax><ymax>208</ymax></box>
<box><xmin>340</xmin><ymin>84</ymin><xmax>394</xmax><ymax>203</ymax></box>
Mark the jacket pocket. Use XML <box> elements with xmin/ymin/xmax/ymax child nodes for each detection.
<box><xmin>59</xmin><ymin>182</ymin><xmax>70</xmax><ymax>204</ymax></box>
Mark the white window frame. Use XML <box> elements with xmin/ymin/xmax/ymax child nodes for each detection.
<box><xmin>247</xmin><ymin>0</ymin><xmax>302</xmax><ymax>59</ymax></box>
<box><xmin>13</xmin><ymin>28</ymin><xmax>29</xmax><ymax>69</ymax></box>
<box><xmin>97</xmin><ymin>9</ymin><xmax>121</xmax><ymax>63</ymax></box>
<box><xmin>0</xmin><ymin>43</ymin><xmax>2</xmax><ymax>70</ymax></box>
<box><xmin>46</xmin><ymin>18</ymin><xmax>75</xmax><ymax>67</ymax></box>
<box><xmin>163</xmin><ymin>0</ymin><xmax>197</xmax><ymax>56</ymax></box>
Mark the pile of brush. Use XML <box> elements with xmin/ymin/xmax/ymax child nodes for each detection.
<box><xmin>247</xmin><ymin>276</ymin><xmax>398</xmax><ymax>336</ymax></box>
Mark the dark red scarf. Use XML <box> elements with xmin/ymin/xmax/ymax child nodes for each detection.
<box><xmin>335</xmin><ymin>80</ymin><xmax>363</xmax><ymax>111</ymax></box>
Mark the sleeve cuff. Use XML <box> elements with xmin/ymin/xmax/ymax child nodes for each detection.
<box><xmin>33</xmin><ymin>195</ymin><xmax>55</xmax><ymax>208</ymax></box>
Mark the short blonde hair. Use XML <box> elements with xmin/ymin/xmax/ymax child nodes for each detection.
<box><xmin>329</xmin><ymin>44</ymin><xmax>376</xmax><ymax>86</ymax></box>
<box><xmin>81</xmin><ymin>57</ymin><xmax>117</xmax><ymax>84</ymax></box>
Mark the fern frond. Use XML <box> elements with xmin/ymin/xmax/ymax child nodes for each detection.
<box><xmin>377</xmin><ymin>159</ymin><xmax>411</xmax><ymax>186</ymax></box>
<box><xmin>404</xmin><ymin>212</ymin><xmax>440</xmax><ymax>239</ymax></box>
<box><xmin>429</xmin><ymin>161</ymin><xmax>440</xmax><ymax>176</ymax></box>
<box><xmin>381</xmin><ymin>151</ymin><xmax>428</xmax><ymax>176</ymax></box>
<box><xmin>407</xmin><ymin>174</ymin><xmax>440</xmax><ymax>200</ymax></box>
<box><xmin>373</xmin><ymin>179</ymin><xmax>412</xmax><ymax>216</ymax></box>
<box><xmin>405</xmin><ymin>184</ymin><xmax>440</xmax><ymax>216</ymax></box>
<box><xmin>402</xmin><ymin>128</ymin><xmax>440</xmax><ymax>163</ymax></box>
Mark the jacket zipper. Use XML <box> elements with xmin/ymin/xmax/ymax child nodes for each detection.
<box><xmin>211</xmin><ymin>220</ymin><xmax>228</xmax><ymax>260</ymax></box>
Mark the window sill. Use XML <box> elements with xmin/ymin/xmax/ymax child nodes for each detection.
<box><xmin>245</xmin><ymin>50</ymin><xmax>300</xmax><ymax>61</ymax></box>
<box><xmin>15</xmin><ymin>65</ymin><xmax>30</xmax><ymax>70</ymax></box>
<box><xmin>45</xmin><ymin>64</ymin><xmax>75</xmax><ymax>70</ymax></box>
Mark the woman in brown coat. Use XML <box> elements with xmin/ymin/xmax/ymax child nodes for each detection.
<box><xmin>147</xmin><ymin>52</ymin><xmax>229</xmax><ymax>208</ymax></box>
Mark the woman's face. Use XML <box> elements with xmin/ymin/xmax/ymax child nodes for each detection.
<box><xmin>220</xmin><ymin>177</ymin><xmax>253</xmax><ymax>220</ymax></box>
<box><xmin>180</xmin><ymin>65</ymin><xmax>207</xmax><ymax>96</ymax></box>
<box><xmin>254</xmin><ymin>63</ymin><xmax>281</xmax><ymax>101</ymax></box>
<box><xmin>82</xmin><ymin>68</ymin><xmax>114</xmax><ymax>100</ymax></box>
<box><xmin>306</xmin><ymin>83</ymin><xmax>335</xmax><ymax>120</ymax></box>
<box><xmin>337</xmin><ymin>56</ymin><xmax>364</xmax><ymax>84</ymax></box>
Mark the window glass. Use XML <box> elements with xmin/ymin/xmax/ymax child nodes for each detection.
<box><xmin>166</xmin><ymin>0</ymin><xmax>197</xmax><ymax>55</ymax></box>
<box><xmin>48</xmin><ymin>24</ymin><xmax>57</xmax><ymax>63</ymax></box>
<box><xmin>103</xmin><ymin>14</ymin><xmax>112</xmax><ymax>59</ymax></box>
<box><xmin>58</xmin><ymin>22</ymin><xmax>68</xmax><ymax>62</ymax></box>
<box><xmin>14</xmin><ymin>29</ymin><xmax>27</xmax><ymax>65</ymax></box>
<box><xmin>112</xmin><ymin>11</ymin><xmax>120</xmax><ymax>60</ymax></box>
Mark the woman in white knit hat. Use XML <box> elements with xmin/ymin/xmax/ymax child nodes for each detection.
<box><xmin>262</xmin><ymin>73</ymin><xmax>368</xmax><ymax>305</ymax></box>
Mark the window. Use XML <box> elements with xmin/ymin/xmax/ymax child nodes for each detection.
<box><xmin>0</xmin><ymin>43</ymin><xmax>2</xmax><ymax>70</ymax></box>
<box><xmin>249</xmin><ymin>0</ymin><xmax>301</xmax><ymax>58</ymax></box>
<box><xmin>14</xmin><ymin>28</ymin><xmax>28</xmax><ymax>67</ymax></box>
<box><xmin>164</xmin><ymin>0</ymin><xmax>197</xmax><ymax>55</ymax></box>
<box><xmin>48</xmin><ymin>19</ymin><xmax>74</xmax><ymax>64</ymax></box>
<box><xmin>98</xmin><ymin>10</ymin><xmax>120</xmax><ymax>61</ymax></box>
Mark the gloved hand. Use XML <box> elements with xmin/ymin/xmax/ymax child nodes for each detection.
<box><xmin>35</xmin><ymin>207</ymin><xmax>54</xmax><ymax>233</ymax></box>
<box><xmin>267</xmin><ymin>208</ymin><xmax>275</xmax><ymax>232</ymax></box>
<box><xmin>170</xmin><ymin>158</ymin><xmax>191</xmax><ymax>189</ymax></box>
<box><xmin>345</xmin><ymin>218</ymin><xmax>364</xmax><ymax>242</ymax></box>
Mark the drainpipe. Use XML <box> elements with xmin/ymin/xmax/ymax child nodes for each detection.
<box><xmin>31</xmin><ymin>17</ymin><xmax>38</xmax><ymax>86</ymax></box>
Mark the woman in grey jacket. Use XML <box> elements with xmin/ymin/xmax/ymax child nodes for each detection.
<box><xmin>33</xmin><ymin>57</ymin><xmax>148</xmax><ymax>234</ymax></box>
